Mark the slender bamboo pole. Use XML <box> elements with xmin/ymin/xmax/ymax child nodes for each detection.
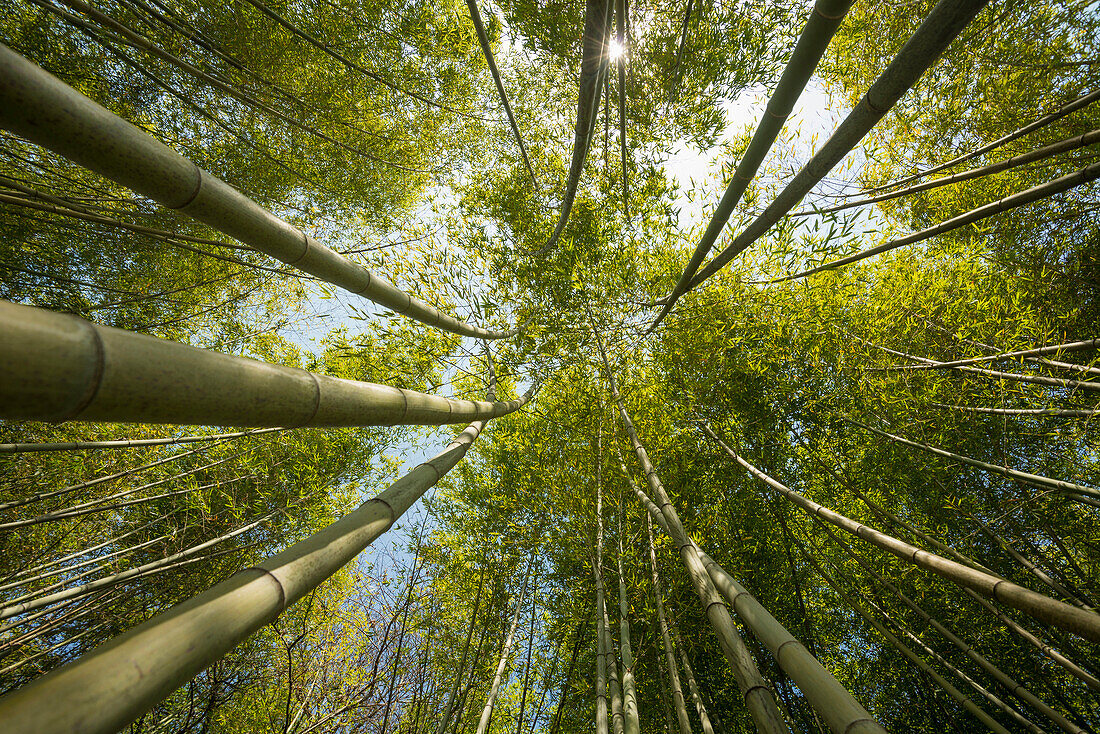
<box><xmin>670</xmin><ymin>621</ymin><xmax>715</xmax><ymax>734</ymax></box>
<box><xmin>435</xmin><ymin>562</ymin><xmax>488</xmax><ymax>734</ymax></box>
<box><xmin>515</xmin><ymin>588</ymin><xmax>538</xmax><ymax>734</ymax></box>
<box><xmin>465</xmin><ymin>0</ymin><xmax>539</xmax><ymax>191</ymax></box>
<box><xmin>0</xmin><ymin>427</ymin><xmax>286</xmax><ymax>454</ymax></box>
<box><xmin>603</xmin><ymin>584</ymin><xmax>626</xmax><ymax>734</ymax></box>
<box><xmin>617</xmin><ymin>512</ymin><xmax>640</xmax><ymax>734</ymax></box>
<box><xmin>648</xmin><ymin>0</ymin><xmax>853</xmax><ymax>328</ymax></box>
<box><xmin>822</xmin><ymin>523</ymin><xmax>1085</xmax><ymax>734</ymax></box>
<box><xmin>848</xmin><ymin>419</ymin><xmax>1100</xmax><ymax>499</ymax></box>
<box><xmin>0</xmin><ymin>299</ymin><xmax>526</xmax><ymax>427</ymax></box>
<box><xmin>873</xmin><ymin>601</ymin><xmax>1049</xmax><ymax>734</ymax></box>
<box><xmin>765</xmin><ymin>162</ymin><xmax>1100</xmax><ymax>283</ymax></box>
<box><xmin>595</xmin><ymin>452</ymin><xmax>613</xmax><ymax>734</ymax></box>
<box><xmin>0</xmin><ymin>438</ymin><xmax>239</xmax><ymax>511</ymax></box>
<box><xmin>624</xmin><ymin>451</ymin><xmax>884</xmax><ymax>734</ymax></box>
<box><xmin>792</xmin><ymin>129</ymin><xmax>1100</xmax><ymax>216</ymax></box>
<box><xmin>961</xmin><ymin>588</ymin><xmax>1100</xmax><ymax>693</ymax></box>
<box><xmin>855</xmin><ymin>337</ymin><xmax>1100</xmax><ymax>394</ymax></box>
<box><xmin>0</xmin><ymin>45</ymin><xmax>516</xmax><ymax>339</ymax></box>
<box><xmin>234</xmin><ymin>0</ymin><xmax>481</xmax><ymax>119</ymax></box>
<box><xmin>860</xmin><ymin>88</ymin><xmax>1100</xmax><ymax>196</ymax></box>
<box><xmin>795</xmin><ymin>540</ymin><xmax>1013</xmax><ymax>734</ymax></box>
<box><xmin>702</xmin><ymin>424</ymin><xmax>1100</xmax><ymax>643</ymax></box>
<box><xmin>533</xmin><ymin>0</ymin><xmax>612</xmax><ymax>255</ymax></box>
<box><xmin>0</xmin><ymin>511</ymin><xmax>276</xmax><ymax>619</ymax></box>
<box><xmin>931</xmin><ymin>404</ymin><xmax>1098</xmax><ymax>418</ymax></box>
<box><xmin>593</xmin><ymin>327</ymin><xmax>788</xmax><ymax>734</ymax></box>
<box><xmin>647</xmin><ymin>518</ymin><xmax>693</xmax><ymax>734</ymax></box>
<box><xmin>616</xmin><ymin>0</ymin><xmax>629</xmax><ymax>218</ymax></box>
<box><xmin>0</xmin><ymin>382</ymin><xmax>527</xmax><ymax>733</ymax></box>
<box><xmin>475</xmin><ymin>559</ymin><xmax>535</xmax><ymax>734</ymax></box>
<box><xmin>685</xmin><ymin>0</ymin><xmax>991</xmax><ymax>291</ymax></box>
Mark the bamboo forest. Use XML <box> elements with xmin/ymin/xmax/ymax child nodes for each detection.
<box><xmin>1</xmin><ymin>0</ymin><xmax>1099</xmax><ymax>731</ymax></box>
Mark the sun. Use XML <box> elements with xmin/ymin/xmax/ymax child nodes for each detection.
<box><xmin>608</xmin><ymin>38</ymin><xmax>626</xmax><ymax>61</ymax></box>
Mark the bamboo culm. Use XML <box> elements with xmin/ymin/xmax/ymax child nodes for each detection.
<box><xmin>465</xmin><ymin>0</ymin><xmax>539</xmax><ymax>191</ymax></box>
<box><xmin>649</xmin><ymin>0</ymin><xmax>854</xmax><ymax>330</ymax></box>
<box><xmin>533</xmin><ymin>0</ymin><xmax>612</xmax><ymax>255</ymax></box>
<box><xmin>592</xmin><ymin>323</ymin><xmax>789</xmax><ymax>734</ymax></box>
<box><xmin>792</xmin><ymin>128</ymin><xmax>1100</xmax><ymax>216</ymax></box>
<box><xmin>475</xmin><ymin>559</ymin><xmax>535</xmax><ymax>734</ymax></box>
<box><xmin>703</xmin><ymin>425</ymin><xmax>1100</xmax><ymax>643</ymax></box>
<box><xmin>0</xmin><ymin>427</ymin><xmax>286</xmax><ymax>454</ymax></box>
<box><xmin>822</xmin><ymin>522</ymin><xmax>1086</xmax><ymax>734</ymax></box>
<box><xmin>0</xmin><ymin>299</ymin><xmax>526</xmax><ymax>427</ymax></box>
<box><xmin>670</xmin><ymin>621</ymin><xmax>715</xmax><ymax>734</ymax></box>
<box><xmin>848</xmin><ymin>419</ymin><xmax>1100</xmax><ymax>499</ymax></box>
<box><xmin>617</xmin><ymin>513</ymin><xmax>640</xmax><ymax>734</ymax></box>
<box><xmin>0</xmin><ymin>382</ymin><xmax>525</xmax><ymax>733</ymax></box>
<box><xmin>685</xmin><ymin>0</ymin><xmax>992</xmax><ymax>291</ymax></box>
<box><xmin>0</xmin><ymin>45</ymin><xmax>517</xmax><ymax>339</ymax></box>
<box><xmin>766</xmin><ymin>162</ymin><xmax>1100</xmax><ymax>283</ymax></box>
<box><xmin>796</xmin><ymin>540</ymin><xmax>1014</xmax><ymax>734</ymax></box>
<box><xmin>626</xmin><ymin>448</ymin><xmax>884</xmax><ymax>734</ymax></box>
<box><xmin>646</xmin><ymin>517</ymin><xmax>693</xmax><ymax>734</ymax></box>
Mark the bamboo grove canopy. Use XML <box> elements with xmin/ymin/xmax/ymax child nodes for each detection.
<box><xmin>0</xmin><ymin>0</ymin><xmax>1098</xmax><ymax>733</ymax></box>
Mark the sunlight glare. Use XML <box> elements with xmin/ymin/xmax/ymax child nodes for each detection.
<box><xmin>608</xmin><ymin>39</ymin><xmax>626</xmax><ymax>61</ymax></box>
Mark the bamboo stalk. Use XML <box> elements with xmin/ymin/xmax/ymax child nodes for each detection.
<box><xmin>765</xmin><ymin>162</ymin><xmax>1100</xmax><ymax>283</ymax></box>
<box><xmin>961</xmin><ymin>589</ymin><xmax>1100</xmax><ymax>693</ymax></box>
<box><xmin>595</xmin><ymin>459</ymin><xmax>612</xmax><ymax>734</ymax></box>
<box><xmin>686</xmin><ymin>0</ymin><xmax>991</xmax><ymax>291</ymax></box>
<box><xmin>435</xmin><ymin>563</ymin><xmax>488</xmax><ymax>734</ymax></box>
<box><xmin>670</xmin><ymin>621</ymin><xmax>715</xmax><ymax>734</ymax></box>
<box><xmin>475</xmin><ymin>559</ymin><xmax>534</xmax><ymax>734</ymax></box>
<box><xmin>465</xmin><ymin>0</ymin><xmax>539</xmax><ymax>191</ymax></box>
<box><xmin>849</xmin><ymin>419</ymin><xmax>1100</xmax><ymax>499</ymax></box>
<box><xmin>647</xmin><ymin>517</ymin><xmax>693</xmax><ymax>734</ymax></box>
<box><xmin>0</xmin><ymin>382</ymin><xmax>526</xmax><ymax>733</ymax></box>
<box><xmin>931</xmin><ymin>404</ymin><xmax>1098</xmax><ymax>418</ymax></box>
<box><xmin>823</xmin><ymin>523</ymin><xmax>1085</xmax><ymax>734</ymax></box>
<box><xmin>648</xmin><ymin>0</ymin><xmax>853</xmax><ymax>328</ymax></box>
<box><xmin>0</xmin><ymin>299</ymin><xmax>526</xmax><ymax>426</ymax></box>
<box><xmin>0</xmin><ymin>45</ymin><xmax>517</xmax><ymax>339</ymax></box>
<box><xmin>877</xmin><ymin>603</ymin><xmax>1048</xmax><ymax>734</ymax></box>
<box><xmin>704</xmin><ymin>425</ymin><xmax>1100</xmax><ymax>643</ymax></box>
<box><xmin>860</xmin><ymin>88</ymin><xmax>1100</xmax><ymax>196</ymax></box>
<box><xmin>796</xmin><ymin>541</ymin><xmax>1013</xmax><ymax>734</ymax></box>
<box><xmin>593</xmin><ymin>327</ymin><xmax>789</xmax><ymax>734</ymax></box>
<box><xmin>616</xmin><ymin>0</ymin><xmax>629</xmax><ymax>218</ymax></box>
<box><xmin>792</xmin><ymin>129</ymin><xmax>1100</xmax><ymax>216</ymax></box>
<box><xmin>856</xmin><ymin>337</ymin><xmax>1100</xmax><ymax>394</ymax></box>
<box><xmin>603</xmin><ymin>584</ymin><xmax>626</xmax><ymax>734</ymax></box>
<box><xmin>533</xmin><ymin>0</ymin><xmax>612</xmax><ymax>255</ymax></box>
<box><xmin>617</xmin><ymin>512</ymin><xmax>640</xmax><ymax>734</ymax></box>
<box><xmin>880</xmin><ymin>337</ymin><xmax>1100</xmax><ymax>371</ymax></box>
<box><xmin>0</xmin><ymin>439</ymin><xmax>239</xmax><ymax>511</ymax></box>
<box><xmin>624</xmin><ymin>449</ymin><xmax>884</xmax><ymax>734</ymax></box>
<box><xmin>0</xmin><ymin>511</ymin><xmax>275</xmax><ymax>619</ymax></box>
<box><xmin>0</xmin><ymin>427</ymin><xmax>285</xmax><ymax>454</ymax></box>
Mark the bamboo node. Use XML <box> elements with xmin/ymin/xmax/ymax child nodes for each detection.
<box><xmin>63</xmin><ymin>316</ymin><xmax>106</xmax><ymax>422</ymax></box>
